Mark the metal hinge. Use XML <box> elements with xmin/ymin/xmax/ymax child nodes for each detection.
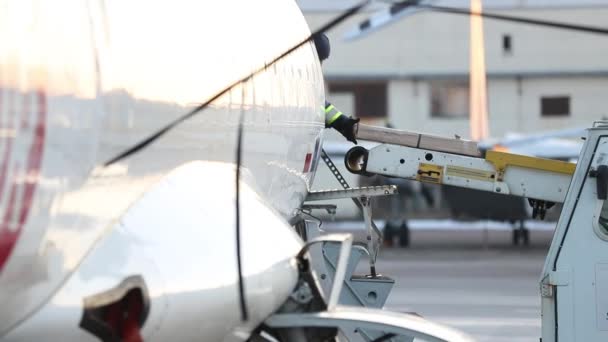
<box><xmin>547</xmin><ymin>270</ymin><xmax>570</xmax><ymax>286</ymax></box>
<box><xmin>540</xmin><ymin>270</ymin><xmax>570</xmax><ymax>297</ymax></box>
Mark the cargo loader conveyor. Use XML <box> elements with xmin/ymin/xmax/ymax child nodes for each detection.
<box><xmin>346</xmin><ymin>124</ymin><xmax>576</xmax><ymax>219</ymax></box>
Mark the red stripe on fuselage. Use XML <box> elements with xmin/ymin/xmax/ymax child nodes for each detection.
<box><xmin>303</xmin><ymin>153</ymin><xmax>312</xmax><ymax>173</ymax></box>
<box><xmin>0</xmin><ymin>167</ymin><xmax>19</xmax><ymax>267</ymax></box>
<box><xmin>0</xmin><ymin>90</ymin><xmax>46</xmax><ymax>272</ymax></box>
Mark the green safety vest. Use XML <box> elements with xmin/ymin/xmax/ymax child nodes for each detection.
<box><xmin>325</xmin><ymin>101</ymin><xmax>343</xmax><ymax>126</ymax></box>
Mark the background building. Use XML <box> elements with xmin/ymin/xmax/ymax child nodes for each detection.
<box><xmin>304</xmin><ymin>0</ymin><xmax>607</xmax><ymax>223</ymax></box>
<box><xmin>299</xmin><ymin>0</ymin><xmax>608</xmax><ymax>139</ymax></box>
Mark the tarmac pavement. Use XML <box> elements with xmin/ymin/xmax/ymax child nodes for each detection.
<box><xmin>361</xmin><ymin>245</ymin><xmax>548</xmax><ymax>342</ymax></box>
<box><xmin>337</xmin><ymin>226</ymin><xmax>552</xmax><ymax>342</ymax></box>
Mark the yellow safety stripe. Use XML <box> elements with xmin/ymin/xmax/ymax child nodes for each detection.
<box><xmin>485</xmin><ymin>150</ymin><xmax>576</xmax><ymax>175</ymax></box>
<box><xmin>327</xmin><ymin>111</ymin><xmax>343</xmax><ymax>125</ymax></box>
<box><xmin>324</xmin><ymin>104</ymin><xmax>335</xmax><ymax>113</ymax></box>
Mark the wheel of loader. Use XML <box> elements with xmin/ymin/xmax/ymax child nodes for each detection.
<box><xmin>399</xmin><ymin>221</ymin><xmax>410</xmax><ymax>247</ymax></box>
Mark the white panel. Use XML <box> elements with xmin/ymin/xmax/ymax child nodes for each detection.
<box><xmin>597</xmin><ymin>263</ymin><xmax>608</xmax><ymax>331</ymax></box>
<box><xmin>545</xmin><ymin>133</ymin><xmax>608</xmax><ymax>341</ymax></box>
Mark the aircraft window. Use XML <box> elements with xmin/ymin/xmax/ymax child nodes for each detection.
<box><xmin>541</xmin><ymin>96</ymin><xmax>570</xmax><ymax>117</ymax></box>
<box><xmin>502</xmin><ymin>34</ymin><xmax>512</xmax><ymax>55</ymax></box>
<box><xmin>429</xmin><ymin>80</ymin><xmax>469</xmax><ymax>119</ymax></box>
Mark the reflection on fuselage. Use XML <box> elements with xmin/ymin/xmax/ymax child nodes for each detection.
<box><xmin>0</xmin><ymin>0</ymin><xmax>325</xmax><ymax>335</ymax></box>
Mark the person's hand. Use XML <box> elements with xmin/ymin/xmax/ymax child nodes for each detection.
<box><xmin>332</xmin><ymin>116</ymin><xmax>360</xmax><ymax>144</ymax></box>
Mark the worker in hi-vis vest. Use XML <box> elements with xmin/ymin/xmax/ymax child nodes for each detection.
<box><xmin>313</xmin><ymin>33</ymin><xmax>359</xmax><ymax>144</ymax></box>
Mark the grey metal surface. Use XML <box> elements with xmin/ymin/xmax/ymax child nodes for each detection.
<box><xmin>322</xmin><ymin>244</ymin><xmax>395</xmax><ymax>309</ymax></box>
<box><xmin>359</xmin><ymin>196</ymin><xmax>382</xmax><ymax>275</ymax></box>
<box><xmin>266</xmin><ymin>305</ymin><xmax>474</xmax><ymax>342</ymax></box>
<box><xmin>321</xmin><ymin>148</ymin><xmax>353</xmax><ymax>191</ymax></box>
<box><xmin>306</xmin><ymin>186</ymin><xmax>398</xmax><ymax>201</ymax></box>
<box><xmin>369</xmin><ymin>247</ymin><xmax>547</xmax><ymax>342</ymax></box>
<box><xmin>305</xmin><ymin>220</ymin><xmax>402</xmax><ymax>341</ymax></box>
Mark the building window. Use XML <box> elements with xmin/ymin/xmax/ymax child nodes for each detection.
<box><xmin>502</xmin><ymin>34</ymin><xmax>512</xmax><ymax>55</ymax></box>
<box><xmin>430</xmin><ymin>80</ymin><xmax>469</xmax><ymax>118</ymax></box>
<box><xmin>328</xmin><ymin>82</ymin><xmax>387</xmax><ymax>118</ymax></box>
<box><xmin>541</xmin><ymin>96</ymin><xmax>570</xmax><ymax>117</ymax></box>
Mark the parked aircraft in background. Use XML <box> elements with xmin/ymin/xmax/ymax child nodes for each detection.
<box><xmin>481</xmin><ymin>127</ymin><xmax>585</xmax><ymax>161</ymax></box>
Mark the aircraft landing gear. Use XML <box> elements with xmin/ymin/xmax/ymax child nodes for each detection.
<box><xmin>384</xmin><ymin>221</ymin><xmax>410</xmax><ymax>248</ymax></box>
<box><xmin>511</xmin><ymin>220</ymin><xmax>530</xmax><ymax>246</ymax></box>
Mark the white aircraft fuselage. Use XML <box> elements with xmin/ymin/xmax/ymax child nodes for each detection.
<box><xmin>0</xmin><ymin>0</ymin><xmax>325</xmax><ymax>340</ymax></box>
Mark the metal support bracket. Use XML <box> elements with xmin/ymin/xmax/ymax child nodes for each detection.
<box><xmin>306</xmin><ymin>186</ymin><xmax>392</xmax><ymax>277</ymax></box>
<box><xmin>359</xmin><ymin>196</ymin><xmax>382</xmax><ymax>277</ymax></box>
<box><xmin>301</xmin><ymin>204</ymin><xmax>337</xmax><ymax>215</ymax></box>
<box><xmin>322</xmin><ymin>243</ymin><xmax>394</xmax><ymax>309</ymax></box>
<box><xmin>296</xmin><ymin>233</ymin><xmax>354</xmax><ymax>311</ymax></box>
<box><xmin>306</xmin><ymin>185</ymin><xmax>397</xmax><ymax>202</ymax></box>
<box><xmin>304</xmin><ymin>220</ymin><xmax>397</xmax><ymax>341</ymax></box>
